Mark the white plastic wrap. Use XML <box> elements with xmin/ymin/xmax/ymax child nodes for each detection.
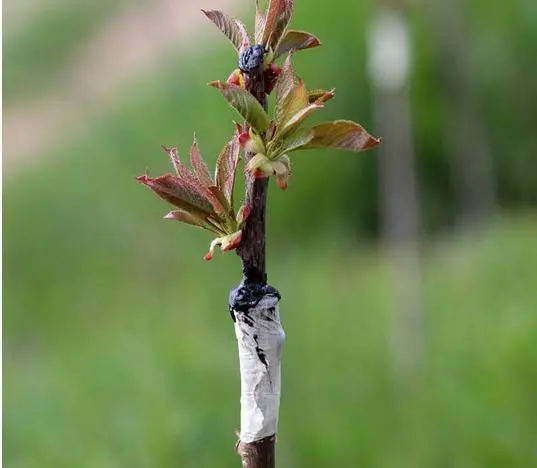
<box><xmin>232</xmin><ymin>293</ymin><xmax>285</xmax><ymax>443</ymax></box>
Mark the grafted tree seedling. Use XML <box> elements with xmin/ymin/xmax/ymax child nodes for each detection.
<box><xmin>137</xmin><ymin>1</ymin><xmax>380</xmax><ymax>466</ymax></box>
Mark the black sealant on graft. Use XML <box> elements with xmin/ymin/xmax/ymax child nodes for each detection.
<box><xmin>253</xmin><ymin>334</ymin><xmax>268</xmax><ymax>368</ymax></box>
<box><xmin>229</xmin><ymin>279</ymin><xmax>281</xmax><ymax>314</ymax></box>
<box><xmin>238</xmin><ymin>44</ymin><xmax>266</xmax><ymax>76</ymax></box>
<box><xmin>229</xmin><ymin>279</ymin><xmax>281</xmax><ymax>365</ymax></box>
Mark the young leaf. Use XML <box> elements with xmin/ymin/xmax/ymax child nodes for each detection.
<box><xmin>276</xmin><ymin>127</ymin><xmax>315</xmax><ymax>155</ymax></box>
<box><xmin>270</xmin><ymin>159</ymin><xmax>291</xmax><ymax>190</ymax></box>
<box><xmin>208</xmin><ymin>186</ymin><xmax>232</xmax><ymax>214</ymax></box>
<box><xmin>162</xmin><ymin>146</ymin><xmax>225</xmax><ymax>214</ymax></box>
<box><xmin>278</xmin><ymin>101</ymin><xmax>324</xmax><ymax>137</ymax></box>
<box><xmin>274</xmin><ymin>54</ymin><xmax>302</xmax><ymax>126</ymax></box>
<box><xmin>287</xmin><ymin>79</ymin><xmax>309</xmax><ymax>118</ymax></box>
<box><xmin>246</xmin><ymin>153</ymin><xmax>272</xmax><ymax>175</ymax></box>
<box><xmin>301</xmin><ymin>120</ymin><xmax>381</xmax><ymax>152</ymax></box>
<box><xmin>307</xmin><ymin>88</ymin><xmax>335</xmax><ymax>104</ymax></box>
<box><xmin>210</xmin><ymin>81</ymin><xmax>270</xmax><ymax>133</ymax></box>
<box><xmin>204</xmin><ymin>230</ymin><xmax>243</xmax><ymax>261</ymax></box>
<box><xmin>255</xmin><ymin>0</ymin><xmax>266</xmax><ymax>44</ymax></box>
<box><xmin>215</xmin><ymin>136</ymin><xmax>241</xmax><ymax>205</ymax></box>
<box><xmin>261</xmin><ymin>0</ymin><xmax>294</xmax><ymax>51</ymax></box>
<box><xmin>162</xmin><ymin>145</ymin><xmax>182</xmax><ymax>177</ymax></box>
<box><xmin>243</xmin><ymin>128</ymin><xmax>266</xmax><ymax>155</ymax></box>
<box><xmin>164</xmin><ymin>209</ymin><xmax>219</xmax><ymax>232</ymax></box>
<box><xmin>236</xmin><ymin>204</ymin><xmax>252</xmax><ymax>225</ymax></box>
<box><xmin>201</xmin><ymin>10</ymin><xmax>250</xmax><ymax>53</ymax></box>
<box><xmin>137</xmin><ymin>174</ymin><xmax>214</xmax><ymax>216</ymax></box>
<box><xmin>274</xmin><ymin>30</ymin><xmax>321</xmax><ymax>59</ymax></box>
<box><xmin>220</xmin><ymin>230</ymin><xmax>243</xmax><ymax>252</ymax></box>
<box><xmin>190</xmin><ymin>135</ymin><xmax>214</xmax><ymax>187</ymax></box>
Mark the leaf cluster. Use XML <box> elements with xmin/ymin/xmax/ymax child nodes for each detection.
<box><xmin>138</xmin><ymin>0</ymin><xmax>380</xmax><ymax>260</ymax></box>
<box><xmin>137</xmin><ymin>137</ymin><xmax>250</xmax><ymax>260</ymax></box>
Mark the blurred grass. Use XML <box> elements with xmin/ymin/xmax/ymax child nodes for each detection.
<box><xmin>3</xmin><ymin>1</ymin><xmax>127</xmax><ymax>104</ymax></box>
<box><xmin>5</xmin><ymin>216</ymin><xmax>537</xmax><ymax>467</ymax></box>
<box><xmin>4</xmin><ymin>0</ymin><xmax>537</xmax><ymax>466</ymax></box>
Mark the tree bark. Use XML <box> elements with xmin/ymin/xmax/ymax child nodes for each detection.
<box><xmin>231</xmin><ymin>57</ymin><xmax>284</xmax><ymax>468</ymax></box>
<box><xmin>426</xmin><ymin>0</ymin><xmax>496</xmax><ymax>227</ymax></box>
<box><xmin>368</xmin><ymin>6</ymin><xmax>425</xmax><ymax>383</ymax></box>
<box><xmin>236</xmin><ymin>436</ymin><xmax>276</xmax><ymax>468</ymax></box>
<box><xmin>237</xmin><ymin>69</ymin><xmax>269</xmax><ymax>285</ymax></box>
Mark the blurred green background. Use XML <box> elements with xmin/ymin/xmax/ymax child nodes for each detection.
<box><xmin>3</xmin><ymin>0</ymin><xmax>537</xmax><ymax>466</ymax></box>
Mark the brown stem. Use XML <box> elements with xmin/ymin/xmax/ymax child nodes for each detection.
<box><xmin>237</xmin><ymin>436</ymin><xmax>276</xmax><ymax>468</ymax></box>
<box><xmin>237</xmin><ymin>70</ymin><xmax>269</xmax><ymax>286</ymax></box>
<box><xmin>234</xmin><ymin>66</ymin><xmax>276</xmax><ymax>467</ymax></box>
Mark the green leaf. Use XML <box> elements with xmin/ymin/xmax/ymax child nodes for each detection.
<box><xmin>278</xmin><ymin>102</ymin><xmax>324</xmax><ymax>137</ymax></box>
<box><xmin>274</xmin><ymin>30</ymin><xmax>321</xmax><ymax>59</ymax></box>
<box><xmin>307</xmin><ymin>88</ymin><xmax>335</xmax><ymax>104</ymax></box>
<box><xmin>278</xmin><ymin>128</ymin><xmax>315</xmax><ymax>155</ymax></box>
<box><xmin>210</xmin><ymin>81</ymin><xmax>270</xmax><ymax>133</ymax></box>
<box><xmin>287</xmin><ymin>79</ymin><xmax>309</xmax><ymax>118</ymax></box>
<box><xmin>201</xmin><ymin>9</ymin><xmax>250</xmax><ymax>53</ymax></box>
<box><xmin>266</xmin><ymin>127</ymin><xmax>313</xmax><ymax>159</ymax></box>
<box><xmin>261</xmin><ymin>0</ymin><xmax>294</xmax><ymax>51</ymax></box>
<box><xmin>215</xmin><ymin>136</ymin><xmax>241</xmax><ymax>206</ymax></box>
<box><xmin>164</xmin><ymin>209</ymin><xmax>219</xmax><ymax>233</ymax></box>
<box><xmin>275</xmin><ymin>89</ymin><xmax>335</xmax><ymax>137</ymax></box>
<box><xmin>246</xmin><ymin>153</ymin><xmax>272</xmax><ymax>175</ymax></box>
<box><xmin>190</xmin><ymin>135</ymin><xmax>213</xmax><ymax>187</ymax></box>
<box><xmin>301</xmin><ymin>120</ymin><xmax>381</xmax><ymax>152</ymax></box>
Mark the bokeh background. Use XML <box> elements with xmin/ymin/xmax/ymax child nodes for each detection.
<box><xmin>4</xmin><ymin>0</ymin><xmax>537</xmax><ymax>466</ymax></box>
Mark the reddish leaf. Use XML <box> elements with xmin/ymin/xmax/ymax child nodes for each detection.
<box><xmin>261</xmin><ymin>0</ymin><xmax>294</xmax><ymax>51</ymax></box>
<box><xmin>137</xmin><ymin>174</ymin><xmax>213</xmax><ymax>215</ymax></box>
<box><xmin>302</xmin><ymin>120</ymin><xmax>381</xmax><ymax>152</ymax></box>
<box><xmin>255</xmin><ymin>0</ymin><xmax>266</xmax><ymax>44</ymax></box>
<box><xmin>208</xmin><ymin>185</ymin><xmax>231</xmax><ymax>214</ymax></box>
<box><xmin>215</xmin><ymin>136</ymin><xmax>241</xmax><ymax>205</ymax></box>
<box><xmin>237</xmin><ymin>128</ymin><xmax>250</xmax><ymax>148</ymax></box>
<box><xmin>264</xmin><ymin>63</ymin><xmax>282</xmax><ymax>94</ymax></box>
<box><xmin>162</xmin><ymin>145</ymin><xmax>182</xmax><ymax>177</ymax></box>
<box><xmin>201</xmin><ymin>9</ymin><xmax>250</xmax><ymax>53</ymax></box>
<box><xmin>274</xmin><ymin>54</ymin><xmax>302</xmax><ymax>127</ymax></box>
<box><xmin>190</xmin><ymin>135</ymin><xmax>213</xmax><ymax>187</ymax></box>
<box><xmin>274</xmin><ymin>30</ymin><xmax>321</xmax><ymax>59</ymax></box>
<box><xmin>161</xmin><ymin>146</ymin><xmax>225</xmax><ymax>214</ymax></box>
<box><xmin>203</xmin><ymin>251</ymin><xmax>215</xmax><ymax>261</ymax></box>
<box><xmin>236</xmin><ymin>204</ymin><xmax>252</xmax><ymax>225</ymax></box>
<box><xmin>210</xmin><ymin>81</ymin><xmax>270</xmax><ymax>133</ymax></box>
